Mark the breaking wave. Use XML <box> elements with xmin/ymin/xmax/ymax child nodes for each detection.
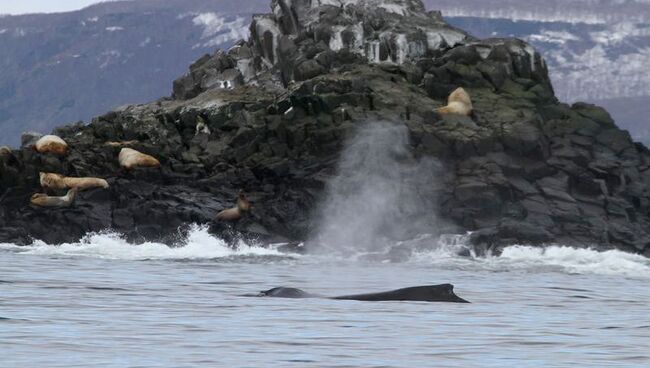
<box><xmin>1</xmin><ymin>227</ymin><xmax>649</xmax><ymax>278</ymax></box>
<box><xmin>0</xmin><ymin>225</ymin><xmax>287</xmax><ymax>261</ymax></box>
<box><xmin>394</xmin><ymin>239</ymin><xmax>649</xmax><ymax>279</ymax></box>
<box><xmin>494</xmin><ymin>245</ymin><xmax>650</xmax><ymax>277</ymax></box>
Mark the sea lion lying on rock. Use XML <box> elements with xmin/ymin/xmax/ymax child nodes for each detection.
<box><xmin>34</xmin><ymin>135</ymin><xmax>68</xmax><ymax>155</ymax></box>
<box><xmin>40</xmin><ymin>172</ymin><xmax>109</xmax><ymax>191</ymax></box>
<box><xmin>435</xmin><ymin>87</ymin><xmax>473</xmax><ymax>116</ymax></box>
<box><xmin>216</xmin><ymin>191</ymin><xmax>251</xmax><ymax>221</ymax></box>
<box><xmin>30</xmin><ymin>188</ymin><xmax>77</xmax><ymax>208</ymax></box>
<box><xmin>118</xmin><ymin>148</ymin><xmax>160</xmax><ymax>170</ymax></box>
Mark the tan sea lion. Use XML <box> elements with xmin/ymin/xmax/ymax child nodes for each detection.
<box><xmin>435</xmin><ymin>87</ymin><xmax>473</xmax><ymax>116</ymax></box>
<box><xmin>118</xmin><ymin>148</ymin><xmax>160</xmax><ymax>170</ymax></box>
<box><xmin>195</xmin><ymin>116</ymin><xmax>211</xmax><ymax>135</ymax></box>
<box><xmin>40</xmin><ymin>172</ymin><xmax>109</xmax><ymax>191</ymax></box>
<box><xmin>34</xmin><ymin>135</ymin><xmax>68</xmax><ymax>155</ymax></box>
<box><xmin>216</xmin><ymin>191</ymin><xmax>251</xmax><ymax>221</ymax></box>
<box><xmin>30</xmin><ymin>188</ymin><xmax>77</xmax><ymax>208</ymax></box>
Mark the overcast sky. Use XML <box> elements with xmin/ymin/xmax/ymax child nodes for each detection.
<box><xmin>0</xmin><ymin>0</ymin><xmax>126</xmax><ymax>15</ymax></box>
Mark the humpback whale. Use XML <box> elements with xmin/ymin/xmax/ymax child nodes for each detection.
<box><xmin>253</xmin><ymin>284</ymin><xmax>470</xmax><ymax>303</ymax></box>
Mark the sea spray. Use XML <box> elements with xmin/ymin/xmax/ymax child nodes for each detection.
<box><xmin>311</xmin><ymin>121</ymin><xmax>445</xmax><ymax>254</ymax></box>
<box><xmin>1</xmin><ymin>225</ymin><xmax>287</xmax><ymax>260</ymax></box>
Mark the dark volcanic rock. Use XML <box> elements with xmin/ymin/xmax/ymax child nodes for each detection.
<box><xmin>1</xmin><ymin>0</ymin><xmax>650</xmax><ymax>256</ymax></box>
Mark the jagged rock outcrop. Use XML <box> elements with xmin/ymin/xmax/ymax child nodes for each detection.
<box><xmin>1</xmin><ymin>0</ymin><xmax>649</xmax><ymax>256</ymax></box>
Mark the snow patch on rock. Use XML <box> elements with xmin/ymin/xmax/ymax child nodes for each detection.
<box><xmin>192</xmin><ymin>13</ymin><xmax>249</xmax><ymax>47</ymax></box>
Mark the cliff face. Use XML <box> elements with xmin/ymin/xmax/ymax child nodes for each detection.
<box><xmin>1</xmin><ymin>0</ymin><xmax>650</xmax><ymax>256</ymax></box>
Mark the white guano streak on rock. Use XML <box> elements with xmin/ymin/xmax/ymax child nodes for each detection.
<box><xmin>396</xmin><ymin>34</ymin><xmax>408</xmax><ymax>64</ymax></box>
<box><xmin>438</xmin><ymin>28</ymin><xmax>466</xmax><ymax>48</ymax></box>
<box><xmin>329</xmin><ymin>25</ymin><xmax>345</xmax><ymax>51</ymax></box>
<box><xmin>426</xmin><ymin>31</ymin><xmax>444</xmax><ymax>50</ymax></box>
<box><xmin>254</xmin><ymin>16</ymin><xmax>282</xmax><ymax>65</ymax></box>
<box><xmin>524</xmin><ymin>44</ymin><xmax>537</xmax><ymax>72</ymax></box>
<box><xmin>350</xmin><ymin>23</ymin><xmax>365</xmax><ymax>54</ymax></box>
<box><xmin>378</xmin><ymin>3</ymin><xmax>408</xmax><ymax>16</ymax></box>
<box><xmin>367</xmin><ymin>40</ymin><xmax>381</xmax><ymax>63</ymax></box>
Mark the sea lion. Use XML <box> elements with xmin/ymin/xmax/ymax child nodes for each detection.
<box><xmin>30</xmin><ymin>188</ymin><xmax>77</xmax><ymax>208</ymax></box>
<box><xmin>118</xmin><ymin>148</ymin><xmax>160</xmax><ymax>170</ymax></box>
<box><xmin>195</xmin><ymin>116</ymin><xmax>211</xmax><ymax>135</ymax></box>
<box><xmin>252</xmin><ymin>284</ymin><xmax>470</xmax><ymax>303</ymax></box>
<box><xmin>435</xmin><ymin>87</ymin><xmax>473</xmax><ymax>116</ymax></box>
<box><xmin>0</xmin><ymin>146</ymin><xmax>19</xmax><ymax>167</ymax></box>
<box><xmin>216</xmin><ymin>191</ymin><xmax>251</xmax><ymax>221</ymax></box>
<box><xmin>39</xmin><ymin>172</ymin><xmax>109</xmax><ymax>191</ymax></box>
<box><xmin>34</xmin><ymin>135</ymin><xmax>68</xmax><ymax>155</ymax></box>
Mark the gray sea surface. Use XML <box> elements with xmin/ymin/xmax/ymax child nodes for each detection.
<box><xmin>1</xmin><ymin>228</ymin><xmax>649</xmax><ymax>368</ymax></box>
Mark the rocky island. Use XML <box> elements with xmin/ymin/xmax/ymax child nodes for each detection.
<box><xmin>1</xmin><ymin>0</ymin><xmax>649</xmax><ymax>257</ymax></box>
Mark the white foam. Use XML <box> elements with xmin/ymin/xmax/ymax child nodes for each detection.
<box><xmin>405</xmin><ymin>236</ymin><xmax>650</xmax><ymax>278</ymax></box>
<box><xmin>496</xmin><ymin>245</ymin><xmax>650</xmax><ymax>277</ymax></box>
<box><xmin>0</xmin><ymin>225</ymin><xmax>284</xmax><ymax>261</ymax></box>
<box><xmin>2</xmin><ymin>229</ymin><xmax>648</xmax><ymax>278</ymax></box>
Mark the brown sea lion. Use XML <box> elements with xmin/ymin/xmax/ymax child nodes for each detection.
<box><xmin>40</xmin><ymin>172</ymin><xmax>109</xmax><ymax>191</ymax></box>
<box><xmin>30</xmin><ymin>188</ymin><xmax>77</xmax><ymax>208</ymax></box>
<box><xmin>216</xmin><ymin>191</ymin><xmax>251</xmax><ymax>221</ymax></box>
<box><xmin>435</xmin><ymin>87</ymin><xmax>473</xmax><ymax>116</ymax></box>
<box><xmin>34</xmin><ymin>135</ymin><xmax>68</xmax><ymax>155</ymax></box>
<box><xmin>118</xmin><ymin>148</ymin><xmax>160</xmax><ymax>170</ymax></box>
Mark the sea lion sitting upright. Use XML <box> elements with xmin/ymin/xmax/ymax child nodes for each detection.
<box><xmin>195</xmin><ymin>116</ymin><xmax>211</xmax><ymax>135</ymax></box>
<box><xmin>118</xmin><ymin>148</ymin><xmax>160</xmax><ymax>170</ymax></box>
<box><xmin>34</xmin><ymin>135</ymin><xmax>68</xmax><ymax>155</ymax></box>
<box><xmin>40</xmin><ymin>172</ymin><xmax>109</xmax><ymax>191</ymax></box>
<box><xmin>30</xmin><ymin>188</ymin><xmax>77</xmax><ymax>208</ymax></box>
<box><xmin>435</xmin><ymin>87</ymin><xmax>473</xmax><ymax>116</ymax></box>
<box><xmin>216</xmin><ymin>191</ymin><xmax>251</xmax><ymax>221</ymax></box>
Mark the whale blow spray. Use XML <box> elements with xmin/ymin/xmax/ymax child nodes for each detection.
<box><xmin>312</xmin><ymin>121</ymin><xmax>444</xmax><ymax>254</ymax></box>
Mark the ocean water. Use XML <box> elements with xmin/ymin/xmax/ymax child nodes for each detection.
<box><xmin>1</xmin><ymin>226</ymin><xmax>649</xmax><ymax>368</ymax></box>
